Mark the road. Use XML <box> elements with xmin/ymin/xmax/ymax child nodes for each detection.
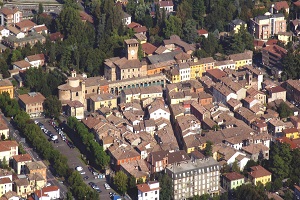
<box><xmin>38</xmin><ymin>117</ymin><xmax>115</xmax><ymax>200</ymax></box>
<box><xmin>1</xmin><ymin>114</ymin><xmax>68</xmax><ymax>199</ymax></box>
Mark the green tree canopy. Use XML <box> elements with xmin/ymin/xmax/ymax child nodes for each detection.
<box><xmin>43</xmin><ymin>96</ymin><xmax>62</xmax><ymax>118</ymax></box>
<box><xmin>114</xmin><ymin>171</ymin><xmax>128</xmax><ymax>195</ymax></box>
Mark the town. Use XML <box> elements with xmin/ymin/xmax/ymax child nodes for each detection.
<box><xmin>0</xmin><ymin>0</ymin><xmax>298</xmax><ymax>200</ymax></box>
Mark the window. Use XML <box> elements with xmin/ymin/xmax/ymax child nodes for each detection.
<box><xmin>155</xmin><ymin>191</ymin><xmax>157</xmax><ymax>194</ymax></box>
<box><xmin>145</xmin><ymin>193</ymin><xmax>147</xmax><ymax>196</ymax></box>
<box><xmin>76</xmin><ymin>92</ymin><xmax>78</xmax><ymax>96</ymax></box>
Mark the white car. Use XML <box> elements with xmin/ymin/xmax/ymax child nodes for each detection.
<box><xmin>46</xmin><ymin>182</ymin><xmax>51</xmax><ymax>187</ymax></box>
<box><xmin>80</xmin><ymin>171</ymin><xmax>86</xmax><ymax>175</ymax></box>
<box><xmin>75</xmin><ymin>166</ymin><xmax>83</xmax><ymax>171</ymax></box>
<box><xmin>104</xmin><ymin>183</ymin><xmax>111</xmax><ymax>189</ymax></box>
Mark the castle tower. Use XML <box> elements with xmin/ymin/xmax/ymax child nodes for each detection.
<box><xmin>124</xmin><ymin>39</ymin><xmax>139</xmax><ymax>60</ymax></box>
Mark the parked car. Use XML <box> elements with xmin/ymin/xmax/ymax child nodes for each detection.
<box><xmin>83</xmin><ymin>176</ymin><xmax>89</xmax><ymax>180</ymax></box>
<box><xmin>80</xmin><ymin>171</ymin><xmax>86</xmax><ymax>175</ymax></box>
<box><xmin>75</xmin><ymin>166</ymin><xmax>83</xmax><ymax>171</ymax></box>
<box><xmin>89</xmin><ymin>182</ymin><xmax>95</xmax><ymax>186</ymax></box>
<box><xmin>53</xmin><ymin>139</ymin><xmax>59</xmax><ymax>143</ymax></box>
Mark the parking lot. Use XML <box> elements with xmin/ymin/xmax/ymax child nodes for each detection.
<box><xmin>36</xmin><ymin>117</ymin><xmax>115</xmax><ymax>199</ymax></box>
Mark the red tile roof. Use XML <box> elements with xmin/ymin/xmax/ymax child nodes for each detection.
<box><xmin>206</xmin><ymin>69</ymin><xmax>227</xmax><ymax>79</ymax></box>
<box><xmin>128</xmin><ymin>22</ymin><xmax>141</xmax><ymax>29</ymax></box>
<box><xmin>141</xmin><ymin>43</ymin><xmax>157</xmax><ymax>55</ymax></box>
<box><xmin>49</xmin><ymin>32</ymin><xmax>64</xmax><ymax>41</ymax></box>
<box><xmin>266</xmin><ymin>85</ymin><xmax>286</xmax><ymax>93</ymax></box>
<box><xmin>16</xmin><ymin>20</ymin><xmax>36</xmax><ymax>29</ymax></box>
<box><xmin>224</xmin><ymin>172</ymin><xmax>244</xmax><ymax>181</ymax></box>
<box><xmin>248</xmin><ymin>165</ymin><xmax>272</xmax><ymax>178</ymax></box>
<box><xmin>18</xmin><ymin>92</ymin><xmax>46</xmax><ymax>105</ymax></box>
<box><xmin>294</xmin><ymin>1</ymin><xmax>300</xmax><ymax>7</ymax></box>
<box><xmin>263</xmin><ymin>45</ymin><xmax>287</xmax><ymax>58</ymax></box>
<box><xmin>266</xmin><ymin>39</ymin><xmax>278</xmax><ymax>46</ymax></box>
<box><xmin>274</xmin><ymin>1</ymin><xmax>289</xmax><ymax>11</ymax></box>
<box><xmin>253</xmin><ymin>40</ymin><xmax>264</xmax><ymax>47</ymax></box>
<box><xmin>197</xmin><ymin>29</ymin><xmax>208</xmax><ymax>35</ymax></box>
<box><xmin>158</xmin><ymin>1</ymin><xmax>174</xmax><ymax>7</ymax></box>
<box><xmin>13</xmin><ymin>154</ymin><xmax>32</xmax><ymax>162</ymax></box>
<box><xmin>137</xmin><ymin>182</ymin><xmax>159</xmax><ymax>192</ymax></box>
<box><xmin>26</xmin><ymin>54</ymin><xmax>45</xmax><ymax>62</ymax></box>
<box><xmin>79</xmin><ymin>11</ymin><xmax>94</xmax><ymax>23</ymax></box>
<box><xmin>133</xmin><ymin>26</ymin><xmax>148</xmax><ymax>33</ymax></box>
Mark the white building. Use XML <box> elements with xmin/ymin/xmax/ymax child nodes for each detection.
<box><xmin>0</xmin><ymin>26</ymin><xmax>9</xmax><ymax>40</ymax></box>
<box><xmin>122</xmin><ymin>12</ymin><xmax>131</xmax><ymax>26</ymax></box>
<box><xmin>214</xmin><ymin>60</ymin><xmax>236</xmax><ymax>70</ymax></box>
<box><xmin>137</xmin><ymin>181</ymin><xmax>160</xmax><ymax>200</ymax></box>
<box><xmin>157</xmin><ymin>1</ymin><xmax>174</xmax><ymax>13</ymax></box>
<box><xmin>213</xmin><ymin>83</ymin><xmax>237</xmax><ymax>105</ymax></box>
<box><xmin>148</xmin><ymin>99</ymin><xmax>170</xmax><ymax>121</ymax></box>
<box><xmin>25</xmin><ymin>54</ymin><xmax>45</xmax><ymax>68</ymax></box>
<box><xmin>178</xmin><ymin>63</ymin><xmax>190</xmax><ymax>81</ymax></box>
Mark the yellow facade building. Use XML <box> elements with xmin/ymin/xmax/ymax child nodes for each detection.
<box><xmin>248</xmin><ymin>165</ymin><xmax>271</xmax><ymax>186</ymax></box>
<box><xmin>283</xmin><ymin>127</ymin><xmax>299</xmax><ymax>139</ymax></box>
<box><xmin>229</xmin><ymin>50</ymin><xmax>253</xmax><ymax>70</ymax></box>
<box><xmin>0</xmin><ymin>79</ymin><xmax>13</xmax><ymax>98</ymax></box>
<box><xmin>189</xmin><ymin>57</ymin><xmax>215</xmax><ymax>79</ymax></box>
<box><xmin>88</xmin><ymin>93</ymin><xmax>118</xmax><ymax>112</ymax></box>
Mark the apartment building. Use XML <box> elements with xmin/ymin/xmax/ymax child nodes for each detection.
<box><xmin>285</xmin><ymin>79</ymin><xmax>300</xmax><ymax>103</ymax></box>
<box><xmin>262</xmin><ymin>45</ymin><xmax>287</xmax><ymax>70</ymax></box>
<box><xmin>165</xmin><ymin>157</ymin><xmax>220</xmax><ymax>199</ymax></box>
<box><xmin>0</xmin><ymin>7</ymin><xmax>22</xmax><ymax>26</ymax></box>
<box><xmin>18</xmin><ymin>92</ymin><xmax>46</xmax><ymax>118</ymax></box>
<box><xmin>248</xmin><ymin>165</ymin><xmax>272</xmax><ymax>186</ymax></box>
<box><xmin>250</xmin><ymin>13</ymin><xmax>286</xmax><ymax>40</ymax></box>
<box><xmin>137</xmin><ymin>181</ymin><xmax>160</xmax><ymax>200</ymax></box>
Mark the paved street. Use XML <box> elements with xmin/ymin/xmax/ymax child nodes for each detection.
<box><xmin>38</xmin><ymin>117</ymin><xmax>115</xmax><ymax>200</ymax></box>
<box><xmin>0</xmin><ymin>114</ymin><xmax>68</xmax><ymax>199</ymax></box>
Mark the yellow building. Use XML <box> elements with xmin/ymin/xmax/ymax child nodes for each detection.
<box><xmin>14</xmin><ymin>178</ymin><xmax>31</xmax><ymax>198</ymax></box>
<box><xmin>248</xmin><ymin>165</ymin><xmax>271</xmax><ymax>186</ymax></box>
<box><xmin>283</xmin><ymin>127</ymin><xmax>299</xmax><ymax>139</ymax></box>
<box><xmin>88</xmin><ymin>93</ymin><xmax>118</xmax><ymax>112</ymax></box>
<box><xmin>165</xmin><ymin>68</ymin><xmax>181</xmax><ymax>83</ymax></box>
<box><xmin>229</xmin><ymin>19</ymin><xmax>247</xmax><ymax>34</ymax></box>
<box><xmin>0</xmin><ymin>79</ymin><xmax>14</xmax><ymax>98</ymax></box>
<box><xmin>189</xmin><ymin>57</ymin><xmax>215</xmax><ymax>79</ymax></box>
<box><xmin>277</xmin><ymin>32</ymin><xmax>293</xmax><ymax>44</ymax></box>
<box><xmin>229</xmin><ymin>50</ymin><xmax>253</xmax><ymax>70</ymax></box>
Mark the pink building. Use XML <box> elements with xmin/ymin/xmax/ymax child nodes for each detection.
<box><xmin>250</xmin><ymin>13</ymin><xmax>286</xmax><ymax>40</ymax></box>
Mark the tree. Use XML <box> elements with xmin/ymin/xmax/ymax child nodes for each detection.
<box><xmin>204</xmin><ymin>140</ymin><xmax>213</xmax><ymax>157</ymax></box>
<box><xmin>278</xmin><ymin>102</ymin><xmax>293</xmax><ymax>119</ymax></box>
<box><xmin>163</xmin><ymin>15</ymin><xmax>183</xmax><ymax>38</ymax></box>
<box><xmin>114</xmin><ymin>171</ymin><xmax>128</xmax><ymax>195</ymax></box>
<box><xmin>183</xmin><ymin>19</ymin><xmax>198</xmax><ymax>43</ymax></box>
<box><xmin>231</xmin><ymin>161</ymin><xmax>240</xmax><ymax>172</ymax></box>
<box><xmin>159</xmin><ymin>173</ymin><xmax>172</xmax><ymax>200</ymax></box>
<box><xmin>128</xmin><ymin>176</ymin><xmax>136</xmax><ymax>189</ymax></box>
<box><xmin>284</xmin><ymin>189</ymin><xmax>293</xmax><ymax>200</ymax></box>
<box><xmin>38</xmin><ymin>3</ymin><xmax>44</xmax><ymax>14</ymax></box>
<box><xmin>43</xmin><ymin>96</ymin><xmax>62</xmax><ymax>118</ymax></box>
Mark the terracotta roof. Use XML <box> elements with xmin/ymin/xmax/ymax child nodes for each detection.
<box><xmin>283</xmin><ymin>127</ymin><xmax>298</xmax><ymax>134</ymax></box>
<box><xmin>35</xmin><ymin>186</ymin><xmax>59</xmax><ymax>198</ymax></box>
<box><xmin>224</xmin><ymin>172</ymin><xmax>244</xmax><ymax>181</ymax></box>
<box><xmin>197</xmin><ymin>29</ymin><xmax>208</xmax><ymax>35</ymax></box>
<box><xmin>262</xmin><ymin>45</ymin><xmax>287</xmax><ymax>58</ymax></box>
<box><xmin>266</xmin><ymin>85</ymin><xmax>286</xmax><ymax>93</ymax></box>
<box><xmin>0</xmin><ymin>177</ymin><xmax>11</xmax><ymax>184</ymax></box>
<box><xmin>26</xmin><ymin>161</ymin><xmax>46</xmax><ymax>170</ymax></box>
<box><xmin>13</xmin><ymin>154</ymin><xmax>32</xmax><ymax>162</ymax></box>
<box><xmin>253</xmin><ymin>40</ymin><xmax>265</xmax><ymax>47</ymax></box>
<box><xmin>26</xmin><ymin>54</ymin><xmax>45</xmax><ymax>62</ymax></box>
<box><xmin>0</xmin><ymin>141</ymin><xmax>18</xmax><ymax>151</ymax></box>
<box><xmin>16</xmin><ymin>20</ymin><xmax>36</xmax><ymax>29</ymax></box>
<box><xmin>158</xmin><ymin>1</ymin><xmax>173</xmax><ymax>7</ymax></box>
<box><xmin>127</xmin><ymin>22</ymin><xmax>141</xmax><ymax>29</ymax></box>
<box><xmin>242</xmin><ymin>143</ymin><xmax>269</xmax><ymax>154</ymax></box>
<box><xmin>0</xmin><ymin>7</ymin><xmax>19</xmax><ymax>16</ymax></box>
<box><xmin>274</xmin><ymin>1</ymin><xmax>289</xmax><ymax>11</ymax></box>
<box><xmin>89</xmin><ymin>93</ymin><xmax>117</xmax><ymax>102</ymax></box>
<box><xmin>206</xmin><ymin>69</ymin><xmax>227</xmax><ymax>80</ymax></box>
<box><xmin>67</xmin><ymin>100</ymin><xmax>84</xmax><ymax>108</ymax></box>
<box><xmin>33</xmin><ymin>25</ymin><xmax>48</xmax><ymax>33</ymax></box>
<box><xmin>18</xmin><ymin>92</ymin><xmax>46</xmax><ymax>105</ymax></box>
<box><xmin>133</xmin><ymin>26</ymin><xmax>148</xmax><ymax>33</ymax></box>
<box><xmin>229</xmin><ymin>50</ymin><xmax>253</xmax><ymax>61</ymax></box>
<box><xmin>79</xmin><ymin>11</ymin><xmax>94</xmax><ymax>23</ymax></box>
<box><xmin>12</xmin><ymin>60</ymin><xmax>31</xmax><ymax>69</ymax></box>
<box><xmin>14</xmin><ymin>178</ymin><xmax>29</xmax><ymax>186</ymax></box>
<box><xmin>276</xmin><ymin>137</ymin><xmax>299</xmax><ymax>149</ymax></box>
<box><xmin>266</xmin><ymin>39</ymin><xmax>278</xmax><ymax>46</ymax></box>
<box><xmin>49</xmin><ymin>32</ymin><xmax>64</xmax><ymax>41</ymax></box>
<box><xmin>248</xmin><ymin>165</ymin><xmax>271</xmax><ymax>178</ymax></box>
<box><xmin>294</xmin><ymin>1</ymin><xmax>300</xmax><ymax>7</ymax></box>
<box><xmin>137</xmin><ymin>182</ymin><xmax>159</xmax><ymax>193</ymax></box>
<box><xmin>141</xmin><ymin>43</ymin><xmax>157</xmax><ymax>55</ymax></box>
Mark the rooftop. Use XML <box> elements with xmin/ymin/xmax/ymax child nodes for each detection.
<box><xmin>166</xmin><ymin>157</ymin><xmax>219</xmax><ymax>174</ymax></box>
<box><xmin>223</xmin><ymin>172</ymin><xmax>244</xmax><ymax>181</ymax></box>
<box><xmin>248</xmin><ymin>165</ymin><xmax>271</xmax><ymax>178</ymax></box>
<box><xmin>18</xmin><ymin>92</ymin><xmax>46</xmax><ymax>105</ymax></box>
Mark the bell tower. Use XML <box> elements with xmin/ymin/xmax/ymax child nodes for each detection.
<box><xmin>124</xmin><ymin>39</ymin><xmax>139</xmax><ymax>60</ymax></box>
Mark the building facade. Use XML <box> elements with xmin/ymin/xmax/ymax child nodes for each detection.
<box><xmin>165</xmin><ymin>157</ymin><xmax>220</xmax><ymax>200</ymax></box>
<box><xmin>18</xmin><ymin>92</ymin><xmax>45</xmax><ymax>118</ymax></box>
<box><xmin>137</xmin><ymin>181</ymin><xmax>160</xmax><ymax>200</ymax></box>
